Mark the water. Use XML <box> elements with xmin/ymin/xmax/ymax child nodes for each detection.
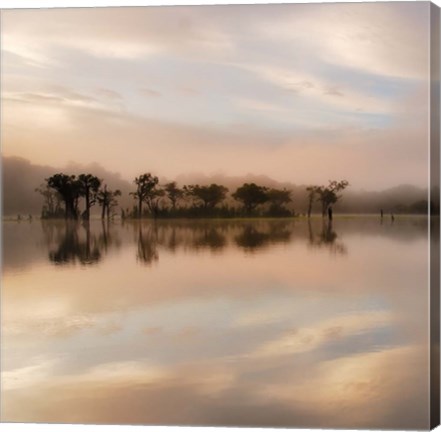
<box><xmin>1</xmin><ymin>217</ymin><xmax>430</xmax><ymax>429</ymax></box>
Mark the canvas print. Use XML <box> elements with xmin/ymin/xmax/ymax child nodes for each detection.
<box><xmin>1</xmin><ymin>2</ymin><xmax>440</xmax><ymax>430</ymax></box>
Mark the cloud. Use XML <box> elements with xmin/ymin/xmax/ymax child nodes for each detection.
<box><xmin>2</xmin><ymin>7</ymin><xmax>235</xmax><ymax>65</ymax></box>
<box><xmin>239</xmin><ymin>64</ymin><xmax>395</xmax><ymax>115</ymax></box>
<box><xmin>257</xmin><ymin>2</ymin><xmax>429</xmax><ymax>80</ymax></box>
<box><xmin>2</xmin><ymin>345</ymin><xmax>428</xmax><ymax>429</ymax></box>
<box><xmin>324</xmin><ymin>86</ymin><xmax>344</xmax><ymax>97</ymax></box>
<box><xmin>2</xmin><ymin>90</ymin><xmax>429</xmax><ymax>189</ymax></box>
<box><xmin>2</xmin><ymin>85</ymin><xmax>126</xmax><ymax>124</ymax></box>
<box><xmin>139</xmin><ymin>87</ymin><xmax>162</xmax><ymax>97</ymax></box>
<box><xmin>255</xmin><ymin>345</ymin><xmax>428</xmax><ymax>429</ymax></box>
<box><xmin>1</xmin><ymin>3</ymin><xmax>430</xmax><ymax>190</ymax></box>
<box><xmin>177</xmin><ymin>86</ymin><xmax>200</xmax><ymax>96</ymax></box>
<box><xmin>250</xmin><ymin>311</ymin><xmax>394</xmax><ymax>358</ymax></box>
<box><xmin>3</xmin><ymin>314</ymin><xmax>124</xmax><ymax>339</ymax></box>
<box><xmin>95</xmin><ymin>88</ymin><xmax>123</xmax><ymax>100</ymax></box>
<box><xmin>2</xmin><ymin>356</ymin><xmax>60</xmax><ymax>391</ymax></box>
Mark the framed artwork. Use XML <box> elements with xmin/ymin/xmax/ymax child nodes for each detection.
<box><xmin>1</xmin><ymin>1</ymin><xmax>440</xmax><ymax>430</ymax></box>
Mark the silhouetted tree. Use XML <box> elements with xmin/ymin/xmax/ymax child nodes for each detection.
<box><xmin>315</xmin><ymin>180</ymin><xmax>349</xmax><ymax>218</ymax></box>
<box><xmin>78</xmin><ymin>174</ymin><xmax>101</xmax><ymax>220</ymax></box>
<box><xmin>233</xmin><ymin>183</ymin><xmax>268</xmax><ymax>213</ymax></box>
<box><xmin>306</xmin><ymin>186</ymin><xmax>319</xmax><ymax>218</ymax></box>
<box><xmin>164</xmin><ymin>182</ymin><xmax>183</xmax><ymax>210</ymax></box>
<box><xmin>46</xmin><ymin>174</ymin><xmax>81</xmax><ymax>219</ymax></box>
<box><xmin>267</xmin><ymin>188</ymin><xmax>292</xmax><ymax>216</ymax></box>
<box><xmin>35</xmin><ymin>183</ymin><xmax>63</xmax><ymax>218</ymax></box>
<box><xmin>184</xmin><ymin>184</ymin><xmax>228</xmax><ymax>209</ymax></box>
<box><xmin>97</xmin><ymin>185</ymin><xmax>121</xmax><ymax>220</ymax></box>
<box><xmin>145</xmin><ymin>187</ymin><xmax>165</xmax><ymax>218</ymax></box>
<box><xmin>131</xmin><ymin>173</ymin><xmax>159</xmax><ymax>218</ymax></box>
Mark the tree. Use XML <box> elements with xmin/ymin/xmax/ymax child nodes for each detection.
<box><xmin>233</xmin><ymin>183</ymin><xmax>268</xmax><ymax>213</ymax></box>
<box><xmin>97</xmin><ymin>185</ymin><xmax>121</xmax><ymax>220</ymax></box>
<box><xmin>35</xmin><ymin>183</ymin><xmax>63</xmax><ymax>218</ymax></box>
<box><xmin>315</xmin><ymin>180</ymin><xmax>349</xmax><ymax>218</ymax></box>
<box><xmin>164</xmin><ymin>182</ymin><xmax>183</xmax><ymax>210</ymax></box>
<box><xmin>145</xmin><ymin>187</ymin><xmax>165</xmax><ymax>218</ymax></box>
<box><xmin>267</xmin><ymin>188</ymin><xmax>292</xmax><ymax>216</ymax></box>
<box><xmin>130</xmin><ymin>173</ymin><xmax>159</xmax><ymax>218</ymax></box>
<box><xmin>184</xmin><ymin>184</ymin><xmax>228</xmax><ymax>209</ymax></box>
<box><xmin>78</xmin><ymin>174</ymin><xmax>102</xmax><ymax>220</ymax></box>
<box><xmin>46</xmin><ymin>174</ymin><xmax>81</xmax><ymax>219</ymax></box>
<box><xmin>306</xmin><ymin>186</ymin><xmax>319</xmax><ymax>218</ymax></box>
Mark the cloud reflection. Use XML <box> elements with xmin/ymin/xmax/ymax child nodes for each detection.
<box><xmin>1</xmin><ymin>218</ymin><xmax>429</xmax><ymax>428</ymax></box>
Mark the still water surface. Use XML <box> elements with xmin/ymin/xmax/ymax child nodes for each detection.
<box><xmin>1</xmin><ymin>217</ymin><xmax>429</xmax><ymax>428</ymax></box>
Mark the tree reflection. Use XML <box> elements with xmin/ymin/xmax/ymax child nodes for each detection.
<box><xmin>49</xmin><ymin>222</ymin><xmax>101</xmax><ymax>265</ymax></box>
<box><xmin>193</xmin><ymin>225</ymin><xmax>227</xmax><ymax>251</ymax></box>
<box><xmin>234</xmin><ymin>222</ymin><xmax>291</xmax><ymax>252</ymax></box>
<box><xmin>98</xmin><ymin>220</ymin><xmax>121</xmax><ymax>253</ymax></box>
<box><xmin>307</xmin><ymin>219</ymin><xmax>347</xmax><ymax>255</ymax></box>
<box><xmin>137</xmin><ymin>224</ymin><xmax>159</xmax><ymax>265</ymax></box>
<box><xmin>131</xmin><ymin>220</ymin><xmax>295</xmax><ymax>262</ymax></box>
<box><xmin>43</xmin><ymin>219</ymin><xmax>347</xmax><ymax>266</ymax></box>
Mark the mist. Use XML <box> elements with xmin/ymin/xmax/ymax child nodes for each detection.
<box><xmin>2</xmin><ymin>156</ymin><xmax>428</xmax><ymax>217</ymax></box>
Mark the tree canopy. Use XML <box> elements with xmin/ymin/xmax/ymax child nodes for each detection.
<box><xmin>184</xmin><ymin>184</ymin><xmax>229</xmax><ymax>209</ymax></box>
<box><xmin>77</xmin><ymin>174</ymin><xmax>102</xmax><ymax>220</ymax></box>
<box><xmin>232</xmin><ymin>183</ymin><xmax>269</xmax><ymax>213</ymax></box>
<box><xmin>46</xmin><ymin>173</ymin><xmax>81</xmax><ymax>219</ymax></box>
<box><xmin>97</xmin><ymin>185</ymin><xmax>121</xmax><ymax>220</ymax></box>
<box><xmin>130</xmin><ymin>173</ymin><xmax>159</xmax><ymax>218</ymax></box>
<box><xmin>306</xmin><ymin>180</ymin><xmax>349</xmax><ymax>218</ymax></box>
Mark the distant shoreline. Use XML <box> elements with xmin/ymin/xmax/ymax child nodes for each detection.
<box><xmin>1</xmin><ymin>214</ymin><xmax>431</xmax><ymax>223</ymax></box>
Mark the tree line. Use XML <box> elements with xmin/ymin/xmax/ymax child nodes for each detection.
<box><xmin>36</xmin><ymin>172</ymin><xmax>348</xmax><ymax>220</ymax></box>
<box><xmin>36</xmin><ymin>174</ymin><xmax>121</xmax><ymax>220</ymax></box>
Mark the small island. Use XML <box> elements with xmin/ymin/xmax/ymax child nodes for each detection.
<box><xmin>35</xmin><ymin>172</ymin><xmax>349</xmax><ymax>221</ymax></box>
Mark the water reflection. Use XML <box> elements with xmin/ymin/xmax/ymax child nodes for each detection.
<box><xmin>234</xmin><ymin>222</ymin><xmax>292</xmax><ymax>252</ymax></box>
<box><xmin>48</xmin><ymin>222</ymin><xmax>101</xmax><ymax>265</ymax></box>
<box><xmin>1</xmin><ymin>216</ymin><xmax>430</xmax><ymax>429</ymax></box>
<box><xmin>99</xmin><ymin>220</ymin><xmax>122</xmax><ymax>253</ymax></box>
<box><xmin>39</xmin><ymin>219</ymin><xmax>349</xmax><ymax>266</ymax></box>
<box><xmin>308</xmin><ymin>219</ymin><xmax>347</xmax><ymax>255</ymax></box>
<box><xmin>193</xmin><ymin>226</ymin><xmax>227</xmax><ymax>251</ymax></box>
<box><xmin>136</xmin><ymin>224</ymin><xmax>159</xmax><ymax>265</ymax></box>
<box><xmin>43</xmin><ymin>221</ymin><xmax>123</xmax><ymax>265</ymax></box>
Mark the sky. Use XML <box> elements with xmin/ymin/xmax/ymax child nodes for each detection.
<box><xmin>1</xmin><ymin>2</ymin><xmax>431</xmax><ymax>189</ymax></box>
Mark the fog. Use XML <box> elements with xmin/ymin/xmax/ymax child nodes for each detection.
<box><xmin>2</xmin><ymin>156</ymin><xmax>428</xmax><ymax>217</ymax></box>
